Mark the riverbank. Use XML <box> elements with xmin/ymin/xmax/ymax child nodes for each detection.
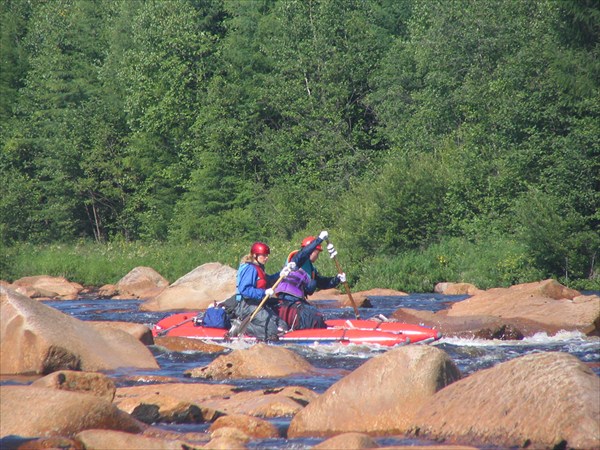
<box><xmin>2</xmin><ymin>240</ymin><xmax>598</xmax><ymax>293</ymax></box>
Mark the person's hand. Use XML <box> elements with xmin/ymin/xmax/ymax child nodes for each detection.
<box><xmin>337</xmin><ymin>272</ymin><xmax>346</xmax><ymax>283</ymax></box>
<box><xmin>265</xmin><ymin>288</ymin><xmax>274</xmax><ymax>297</ymax></box>
<box><xmin>286</xmin><ymin>261</ymin><xmax>296</xmax><ymax>271</ymax></box>
<box><xmin>318</xmin><ymin>230</ymin><xmax>328</xmax><ymax>241</ymax></box>
<box><xmin>280</xmin><ymin>266</ymin><xmax>291</xmax><ymax>277</ymax></box>
<box><xmin>327</xmin><ymin>243</ymin><xmax>338</xmax><ymax>259</ymax></box>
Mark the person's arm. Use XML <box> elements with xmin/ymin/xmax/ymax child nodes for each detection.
<box><xmin>290</xmin><ymin>236</ymin><xmax>325</xmax><ymax>268</ymax></box>
<box><xmin>237</xmin><ymin>264</ymin><xmax>266</xmax><ymax>300</ymax></box>
<box><xmin>314</xmin><ymin>268</ymin><xmax>341</xmax><ymax>290</ymax></box>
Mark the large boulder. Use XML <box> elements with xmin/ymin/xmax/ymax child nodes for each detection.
<box><xmin>392</xmin><ymin>279</ymin><xmax>600</xmax><ymax>338</ymax></box>
<box><xmin>185</xmin><ymin>343</ymin><xmax>318</xmax><ymax>380</ymax></box>
<box><xmin>288</xmin><ymin>345</ymin><xmax>461</xmax><ymax>438</ymax></box>
<box><xmin>10</xmin><ymin>275</ymin><xmax>83</xmax><ymax>300</ymax></box>
<box><xmin>140</xmin><ymin>263</ymin><xmax>236</xmax><ymax>311</ymax></box>
<box><xmin>413</xmin><ymin>352</ymin><xmax>600</xmax><ymax>449</ymax></box>
<box><xmin>446</xmin><ymin>279</ymin><xmax>599</xmax><ymax>335</ymax></box>
<box><xmin>114</xmin><ymin>266</ymin><xmax>169</xmax><ymax>299</ymax></box>
<box><xmin>0</xmin><ymin>287</ymin><xmax>159</xmax><ymax>374</ymax></box>
<box><xmin>0</xmin><ymin>385</ymin><xmax>145</xmax><ymax>438</ymax></box>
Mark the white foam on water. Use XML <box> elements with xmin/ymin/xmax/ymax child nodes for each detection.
<box><xmin>436</xmin><ymin>329</ymin><xmax>597</xmax><ymax>347</ymax></box>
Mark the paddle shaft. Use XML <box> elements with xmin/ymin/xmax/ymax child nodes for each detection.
<box><xmin>330</xmin><ymin>250</ymin><xmax>360</xmax><ymax>319</ymax></box>
<box><xmin>230</xmin><ymin>272</ymin><xmax>286</xmax><ymax>337</ymax></box>
<box><xmin>157</xmin><ymin>317</ymin><xmax>195</xmax><ymax>337</ymax></box>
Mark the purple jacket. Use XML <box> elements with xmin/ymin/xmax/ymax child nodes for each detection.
<box><xmin>275</xmin><ymin>268</ymin><xmax>316</xmax><ymax>299</ymax></box>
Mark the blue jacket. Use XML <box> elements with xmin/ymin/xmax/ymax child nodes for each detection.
<box><xmin>289</xmin><ymin>238</ymin><xmax>340</xmax><ymax>291</ymax></box>
<box><xmin>236</xmin><ymin>262</ymin><xmax>280</xmax><ymax>301</ymax></box>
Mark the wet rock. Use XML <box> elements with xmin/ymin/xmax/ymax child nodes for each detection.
<box><xmin>0</xmin><ymin>287</ymin><xmax>159</xmax><ymax>374</ymax></box>
<box><xmin>74</xmin><ymin>429</ymin><xmax>189</xmax><ymax>450</ymax></box>
<box><xmin>434</xmin><ymin>282</ymin><xmax>482</xmax><ymax>295</ymax></box>
<box><xmin>97</xmin><ymin>283</ymin><xmax>118</xmax><ymax>298</ymax></box>
<box><xmin>201</xmin><ymin>386</ymin><xmax>318</xmax><ymax>418</ymax></box>
<box><xmin>31</xmin><ymin>370</ymin><xmax>116</xmax><ymax>402</ymax></box>
<box><xmin>141</xmin><ymin>263</ymin><xmax>236</xmax><ymax>311</ymax></box>
<box><xmin>474</xmin><ymin>324</ymin><xmax>524</xmax><ymax>340</ymax></box>
<box><xmin>10</xmin><ymin>275</ymin><xmax>83</xmax><ymax>300</ymax></box>
<box><xmin>0</xmin><ymin>386</ymin><xmax>145</xmax><ymax>438</ymax></box>
<box><xmin>89</xmin><ymin>321</ymin><xmax>154</xmax><ymax>345</ymax></box>
<box><xmin>185</xmin><ymin>343</ymin><xmax>317</xmax><ymax>380</ymax></box>
<box><xmin>309</xmin><ymin>287</ymin><xmax>407</xmax><ymax>308</ymax></box>
<box><xmin>313</xmin><ymin>432</ymin><xmax>379</xmax><ymax>449</ymax></box>
<box><xmin>208</xmin><ymin>414</ymin><xmax>280</xmax><ymax>439</ymax></box>
<box><xmin>115</xmin><ymin>266</ymin><xmax>169</xmax><ymax>299</ymax></box>
<box><xmin>115</xmin><ymin>383</ymin><xmax>230</xmax><ymax>424</ymax></box>
<box><xmin>153</xmin><ymin>335</ymin><xmax>226</xmax><ymax>353</ymax></box>
<box><xmin>288</xmin><ymin>345</ymin><xmax>461</xmax><ymax>438</ymax></box>
<box><xmin>412</xmin><ymin>351</ymin><xmax>600</xmax><ymax>449</ymax></box>
<box><xmin>209</xmin><ymin>426</ymin><xmax>251</xmax><ymax>443</ymax></box>
<box><xmin>391</xmin><ymin>280</ymin><xmax>600</xmax><ymax>338</ymax></box>
<box><xmin>446</xmin><ymin>280</ymin><xmax>598</xmax><ymax>334</ymax></box>
<box><xmin>11</xmin><ymin>436</ymin><xmax>83</xmax><ymax>449</ymax></box>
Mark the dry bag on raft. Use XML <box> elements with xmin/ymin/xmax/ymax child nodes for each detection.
<box><xmin>202</xmin><ymin>304</ymin><xmax>231</xmax><ymax>329</ymax></box>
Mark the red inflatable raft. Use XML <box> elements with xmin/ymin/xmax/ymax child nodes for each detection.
<box><xmin>152</xmin><ymin>312</ymin><xmax>441</xmax><ymax>347</ymax></box>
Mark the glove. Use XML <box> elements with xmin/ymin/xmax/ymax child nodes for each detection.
<box><xmin>265</xmin><ymin>288</ymin><xmax>274</xmax><ymax>297</ymax></box>
<box><xmin>337</xmin><ymin>272</ymin><xmax>346</xmax><ymax>283</ymax></box>
<box><xmin>327</xmin><ymin>243</ymin><xmax>338</xmax><ymax>259</ymax></box>
<box><xmin>280</xmin><ymin>266</ymin><xmax>292</xmax><ymax>278</ymax></box>
<box><xmin>286</xmin><ymin>261</ymin><xmax>296</xmax><ymax>271</ymax></box>
<box><xmin>318</xmin><ymin>230</ymin><xmax>329</xmax><ymax>241</ymax></box>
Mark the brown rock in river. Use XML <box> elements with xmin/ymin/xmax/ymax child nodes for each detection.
<box><xmin>31</xmin><ymin>370</ymin><xmax>116</xmax><ymax>402</ymax></box>
<box><xmin>288</xmin><ymin>345</ymin><xmax>461</xmax><ymax>437</ymax></box>
<box><xmin>10</xmin><ymin>275</ymin><xmax>83</xmax><ymax>300</ymax></box>
<box><xmin>114</xmin><ymin>266</ymin><xmax>169</xmax><ymax>299</ymax></box>
<box><xmin>313</xmin><ymin>432</ymin><xmax>379</xmax><ymax>449</ymax></box>
<box><xmin>0</xmin><ymin>385</ymin><xmax>145</xmax><ymax>438</ymax></box>
<box><xmin>140</xmin><ymin>262</ymin><xmax>236</xmax><ymax>311</ymax></box>
<box><xmin>0</xmin><ymin>286</ymin><xmax>159</xmax><ymax>374</ymax></box>
<box><xmin>89</xmin><ymin>320</ymin><xmax>154</xmax><ymax>345</ymax></box>
<box><xmin>412</xmin><ymin>351</ymin><xmax>600</xmax><ymax>449</ymax></box>
<box><xmin>392</xmin><ymin>279</ymin><xmax>600</xmax><ymax>338</ymax></box>
<box><xmin>209</xmin><ymin>414</ymin><xmax>280</xmax><ymax>439</ymax></box>
<box><xmin>75</xmin><ymin>429</ymin><xmax>187</xmax><ymax>450</ymax></box>
<box><xmin>185</xmin><ymin>342</ymin><xmax>318</xmax><ymax>379</ymax></box>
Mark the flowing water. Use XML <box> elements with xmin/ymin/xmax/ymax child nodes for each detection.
<box><xmin>37</xmin><ymin>293</ymin><xmax>600</xmax><ymax>448</ymax></box>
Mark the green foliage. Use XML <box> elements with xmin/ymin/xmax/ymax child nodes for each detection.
<box><xmin>354</xmin><ymin>235</ymin><xmax>544</xmax><ymax>292</ymax></box>
<box><xmin>1</xmin><ymin>0</ymin><xmax>598</xmax><ymax>289</ymax></box>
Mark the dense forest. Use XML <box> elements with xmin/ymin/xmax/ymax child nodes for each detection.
<box><xmin>1</xmin><ymin>0</ymin><xmax>598</xmax><ymax>290</ymax></box>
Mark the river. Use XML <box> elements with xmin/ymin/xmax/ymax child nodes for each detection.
<box><xmin>41</xmin><ymin>292</ymin><xmax>599</xmax><ymax>449</ymax></box>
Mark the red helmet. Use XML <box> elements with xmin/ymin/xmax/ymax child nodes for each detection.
<box><xmin>301</xmin><ymin>236</ymin><xmax>322</xmax><ymax>251</ymax></box>
<box><xmin>251</xmin><ymin>242</ymin><xmax>270</xmax><ymax>255</ymax></box>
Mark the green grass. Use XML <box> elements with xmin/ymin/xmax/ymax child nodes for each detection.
<box><xmin>2</xmin><ymin>236</ymin><xmax>597</xmax><ymax>292</ymax></box>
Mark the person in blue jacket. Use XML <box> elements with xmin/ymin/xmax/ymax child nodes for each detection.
<box><xmin>286</xmin><ymin>231</ymin><xmax>346</xmax><ymax>292</ymax></box>
<box><xmin>234</xmin><ymin>241</ymin><xmax>292</xmax><ymax>340</ymax></box>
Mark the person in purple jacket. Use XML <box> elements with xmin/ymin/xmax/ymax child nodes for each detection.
<box><xmin>274</xmin><ymin>230</ymin><xmax>344</xmax><ymax>330</ymax></box>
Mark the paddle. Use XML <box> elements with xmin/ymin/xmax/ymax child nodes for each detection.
<box><xmin>228</xmin><ymin>271</ymin><xmax>287</xmax><ymax>338</ymax></box>
<box><xmin>327</xmin><ymin>240</ymin><xmax>361</xmax><ymax>319</ymax></box>
<box><xmin>156</xmin><ymin>316</ymin><xmax>196</xmax><ymax>337</ymax></box>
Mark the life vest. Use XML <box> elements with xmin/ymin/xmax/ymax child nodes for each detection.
<box><xmin>253</xmin><ymin>263</ymin><xmax>267</xmax><ymax>289</ymax></box>
<box><xmin>287</xmin><ymin>250</ymin><xmax>316</xmax><ymax>279</ymax></box>
<box><xmin>275</xmin><ymin>269</ymin><xmax>310</xmax><ymax>299</ymax></box>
